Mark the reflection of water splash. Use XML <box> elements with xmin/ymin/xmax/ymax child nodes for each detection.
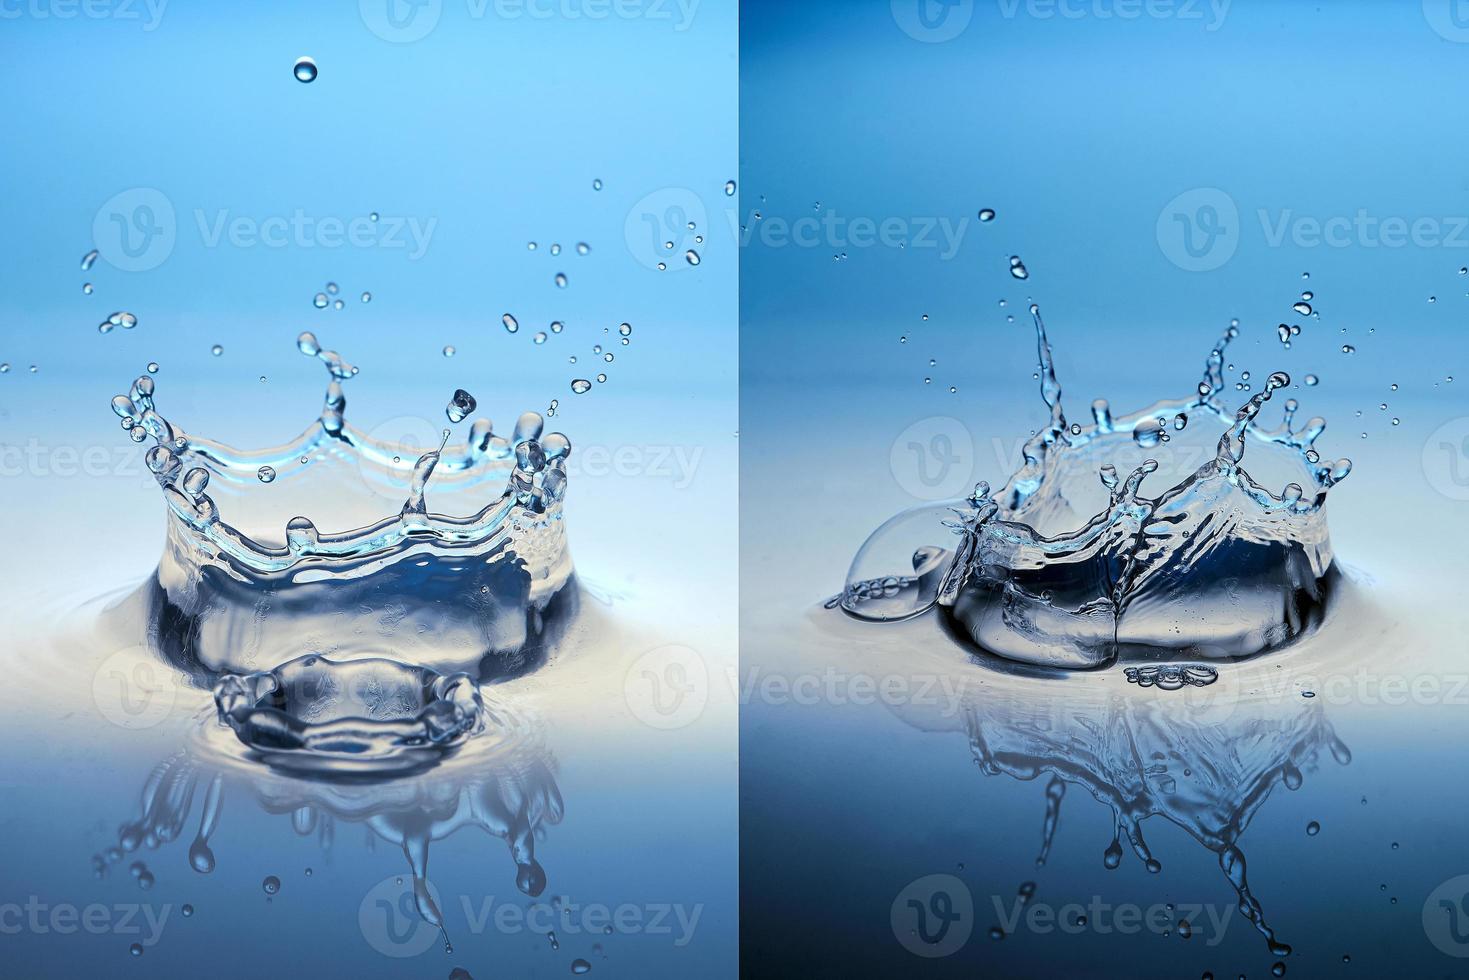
<box><xmin>213</xmin><ymin>655</ymin><xmax>485</xmax><ymax>778</ymax></box>
<box><xmin>839</xmin><ymin>306</ymin><xmax>1353</xmax><ymax>668</ymax></box>
<box><xmin>959</xmin><ymin>679</ymin><xmax>1350</xmax><ymax>958</ymax></box>
<box><xmin>107</xmin><ymin>333</ymin><xmax>577</xmax><ymax>679</ymax></box>
<box><xmin>91</xmin><ymin>710</ymin><xmax>563</xmax><ymax>946</ymax></box>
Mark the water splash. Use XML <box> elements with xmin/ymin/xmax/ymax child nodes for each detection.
<box><xmin>106</xmin><ymin>333</ymin><xmax>577</xmax><ymax>679</ymax></box>
<box><xmin>837</xmin><ymin>305</ymin><xmax>1351</xmax><ymax>668</ymax></box>
<box><xmin>213</xmin><ymin>654</ymin><xmax>485</xmax><ymax>777</ymax></box>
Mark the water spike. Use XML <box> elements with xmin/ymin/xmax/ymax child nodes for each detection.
<box><xmin>1034</xmin><ymin>776</ymin><xmax>1066</xmax><ymax>869</ymax></box>
<box><xmin>1215</xmin><ymin>371</ymin><xmax>1290</xmax><ymax>467</ymax></box>
<box><xmin>1029</xmin><ymin>304</ymin><xmax>1066</xmax><ymax>434</ymax></box>
<box><xmin>1090</xmin><ymin>398</ymin><xmax>1112</xmax><ymax>432</ymax></box>
<box><xmin>403</xmin><ymin>429</ymin><xmax>452</xmax><ymax>517</ymax></box>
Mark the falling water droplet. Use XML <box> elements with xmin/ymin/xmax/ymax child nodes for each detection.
<box><xmin>503</xmin><ymin>313</ymin><xmax>519</xmax><ymax>333</ymax></box>
<box><xmin>686</xmin><ymin>250</ymin><xmax>701</xmax><ymax>266</ymax></box>
<box><xmin>724</xmin><ymin>180</ymin><xmax>737</xmax><ymax>196</ymax></box>
<box><xmin>446</xmin><ymin>389</ymin><xmax>477</xmax><ymax>423</ymax></box>
<box><xmin>257</xmin><ymin>466</ymin><xmax>276</xmax><ymax>484</ymax></box>
<box><xmin>81</xmin><ymin>249</ymin><xmax>99</xmax><ymax>271</ymax></box>
<box><xmin>555</xmin><ymin>272</ymin><xmax>567</xmax><ymax>288</ymax></box>
<box><xmin>592</xmin><ymin>178</ymin><xmax>603</xmax><ymax>191</ymax></box>
<box><xmin>293</xmin><ymin>57</ymin><xmax>317</xmax><ymax>83</ymax></box>
<box><xmin>978</xmin><ymin>208</ymin><xmax>995</xmax><ymax>222</ymax></box>
<box><xmin>1008</xmin><ymin>256</ymin><xmax>1028</xmax><ymax>280</ymax></box>
<box><xmin>571</xmin><ymin>379</ymin><xmax>592</xmax><ymax>394</ymax></box>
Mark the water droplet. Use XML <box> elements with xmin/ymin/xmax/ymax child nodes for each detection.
<box><xmin>361</xmin><ymin>291</ymin><xmax>371</xmax><ymax>303</ymax></box>
<box><xmin>724</xmin><ymin>180</ymin><xmax>737</xmax><ymax>196</ymax></box>
<box><xmin>503</xmin><ymin>313</ymin><xmax>519</xmax><ymax>333</ymax></box>
<box><xmin>81</xmin><ymin>249</ymin><xmax>99</xmax><ymax>271</ymax></box>
<box><xmin>129</xmin><ymin>943</ymin><xmax>143</xmax><ymax>957</ymax></box>
<box><xmin>147</xmin><ymin>362</ymin><xmax>159</xmax><ymax>373</ymax></box>
<box><xmin>686</xmin><ymin>250</ymin><xmax>701</xmax><ymax>266</ymax></box>
<box><xmin>592</xmin><ymin>178</ymin><xmax>603</xmax><ymax>191</ymax></box>
<box><xmin>181</xmin><ymin>905</ymin><xmax>194</xmax><ymax>918</ymax></box>
<box><xmin>571</xmin><ymin>379</ymin><xmax>592</xmax><ymax>394</ymax></box>
<box><xmin>978</xmin><ymin>208</ymin><xmax>995</xmax><ymax>222</ymax></box>
<box><xmin>257</xmin><ymin>466</ymin><xmax>276</xmax><ymax>484</ymax></box>
<box><xmin>572</xmin><ymin>960</ymin><xmax>592</xmax><ymax>975</ymax></box>
<box><xmin>555</xmin><ymin>272</ymin><xmax>568</xmax><ymax>288</ymax></box>
<box><xmin>1341</xmin><ymin>344</ymin><xmax>1355</xmax><ymax>354</ymax></box>
<box><xmin>576</xmin><ymin>242</ymin><xmax>590</xmax><ymax>255</ymax></box>
<box><xmin>293</xmin><ymin>57</ymin><xmax>317</xmax><ymax>83</ymax></box>
<box><xmin>262</xmin><ymin>875</ymin><xmax>281</xmax><ymax>894</ymax></box>
<box><xmin>211</xmin><ymin>345</ymin><xmax>223</xmax><ymax>356</ymax></box>
<box><xmin>533</xmin><ymin>332</ymin><xmax>547</xmax><ymax>344</ymax></box>
<box><xmin>1292</xmin><ymin>301</ymin><xmax>1312</xmax><ymax>316</ymax></box>
<box><xmin>596</xmin><ymin>373</ymin><xmax>607</xmax><ymax>383</ymax></box>
<box><xmin>1008</xmin><ymin>256</ymin><xmax>1028</xmax><ymax>279</ymax></box>
<box><xmin>83</xmin><ymin>282</ymin><xmax>94</xmax><ymax>295</ymax></box>
<box><xmin>446</xmin><ymin>388</ymin><xmax>477</xmax><ymax>423</ymax></box>
<box><xmin>313</xmin><ymin>293</ymin><xmax>328</xmax><ymax>309</ymax></box>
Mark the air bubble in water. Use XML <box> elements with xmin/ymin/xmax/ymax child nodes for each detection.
<box><xmin>293</xmin><ymin>58</ymin><xmax>317</xmax><ymax>82</ymax></box>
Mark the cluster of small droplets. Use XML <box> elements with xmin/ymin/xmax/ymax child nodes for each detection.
<box><xmin>311</xmin><ymin>280</ymin><xmax>368</xmax><ymax>312</ymax></box>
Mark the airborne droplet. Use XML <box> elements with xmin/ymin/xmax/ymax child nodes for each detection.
<box><xmin>293</xmin><ymin>57</ymin><xmax>317</xmax><ymax>83</ymax></box>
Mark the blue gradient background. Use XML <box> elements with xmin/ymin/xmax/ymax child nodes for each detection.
<box><xmin>741</xmin><ymin>1</ymin><xmax>1469</xmax><ymax>977</ymax></box>
<box><xmin>0</xmin><ymin>2</ymin><xmax>738</xmax><ymax>977</ymax></box>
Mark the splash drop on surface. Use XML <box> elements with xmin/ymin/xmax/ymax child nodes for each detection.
<box><xmin>836</xmin><ymin>304</ymin><xmax>1351</xmax><ymax>668</ymax></box>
